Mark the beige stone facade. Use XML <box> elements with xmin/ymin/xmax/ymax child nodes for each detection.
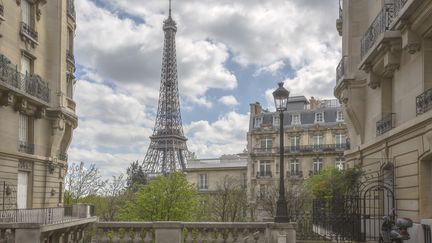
<box><xmin>185</xmin><ymin>154</ymin><xmax>247</xmax><ymax>193</ymax></box>
<box><xmin>247</xmin><ymin>97</ymin><xmax>349</xmax><ymax>218</ymax></box>
<box><xmin>335</xmin><ymin>0</ymin><xmax>432</xmax><ymax>239</ymax></box>
<box><xmin>0</xmin><ymin>0</ymin><xmax>77</xmax><ymax>209</ymax></box>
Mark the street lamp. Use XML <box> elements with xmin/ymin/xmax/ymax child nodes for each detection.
<box><xmin>273</xmin><ymin>82</ymin><xmax>290</xmax><ymax>223</ymax></box>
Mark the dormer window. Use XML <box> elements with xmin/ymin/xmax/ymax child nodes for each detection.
<box><xmin>254</xmin><ymin>117</ymin><xmax>262</xmax><ymax>128</ymax></box>
<box><xmin>315</xmin><ymin>112</ymin><xmax>324</xmax><ymax>123</ymax></box>
<box><xmin>292</xmin><ymin>114</ymin><xmax>301</xmax><ymax>125</ymax></box>
<box><xmin>337</xmin><ymin>110</ymin><xmax>344</xmax><ymax>121</ymax></box>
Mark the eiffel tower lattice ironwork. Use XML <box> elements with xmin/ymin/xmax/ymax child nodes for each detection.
<box><xmin>142</xmin><ymin>0</ymin><xmax>189</xmax><ymax>176</ymax></box>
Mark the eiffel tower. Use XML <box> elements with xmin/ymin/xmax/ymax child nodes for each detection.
<box><xmin>142</xmin><ymin>0</ymin><xmax>189</xmax><ymax>176</ymax></box>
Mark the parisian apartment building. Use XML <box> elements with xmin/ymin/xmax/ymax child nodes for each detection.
<box><xmin>334</xmin><ymin>0</ymin><xmax>432</xmax><ymax>240</ymax></box>
<box><xmin>0</xmin><ymin>0</ymin><xmax>77</xmax><ymax>209</ymax></box>
<box><xmin>246</xmin><ymin>96</ymin><xmax>349</xmax><ymax>218</ymax></box>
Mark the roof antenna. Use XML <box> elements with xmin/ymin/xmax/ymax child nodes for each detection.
<box><xmin>169</xmin><ymin>0</ymin><xmax>172</xmax><ymax>17</ymax></box>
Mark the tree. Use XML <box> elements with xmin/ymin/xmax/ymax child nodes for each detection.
<box><xmin>198</xmin><ymin>176</ymin><xmax>248</xmax><ymax>222</ymax></box>
<box><xmin>64</xmin><ymin>162</ymin><xmax>107</xmax><ymax>202</ymax></box>
<box><xmin>308</xmin><ymin>167</ymin><xmax>363</xmax><ymax>199</ymax></box>
<box><xmin>118</xmin><ymin>172</ymin><xmax>199</xmax><ymax>221</ymax></box>
<box><xmin>126</xmin><ymin>161</ymin><xmax>147</xmax><ymax>190</ymax></box>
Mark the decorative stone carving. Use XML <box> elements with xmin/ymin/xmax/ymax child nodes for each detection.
<box><xmin>0</xmin><ymin>92</ymin><xmax>14</xmax><ymax>106</ymax></box>
<box><xmin>14</xmin><ymin>99</ymin><xmax>27</xmax><ymax>112</ymax></box>
<box><xmin>47</xmin><ymin>162</ymin><xmax>55</xmax><ymax>174</ymax></box>
<box><xmin>35</xmin><ymin>107</ymin><xmax>46</xmax><ymax>119</ymax></box>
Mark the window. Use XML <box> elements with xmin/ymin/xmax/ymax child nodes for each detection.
<box><xmin>260</xmin><ymin>138</ymin><xmax>272</xmax><ymax>152</ymax></box>
<box><xmin>68</xmin><ymin>27</ymin><xmax>74</xmax><ymax>52</ymax></box>
<box><xmin>198</xmin><ymin>174</ymin><xmax>208</xmax><ymax>190</ymax></box>
<box><xmin>259</xmin><ymin>160</ymin><xmax>271</xmax><ymax>177</ymax></box>
<box><xmin>19</xmin><ymin>114</ymin><xmax>29</xmax><ymax>143</ymax></box>
<box><xmin>313</xmin><ymin>135</ymin><xmax>323</xmax><ymax>148</ymax></box>
<box><xmin>315</xmin><ymin>112</ymin><xmax>324</xmax><ymax>123</ymax></box>
<box><xmin>313</xmin><ymin>158</ymin><xmax>323</xmax><ymax>174</ymax></box>
<box><xmin>290</xmin><ymin>159</ymin><xmax>300</xmax><ymax>176</ymax></box>
<box><xmin>254</xmin><ymin>117</ymin><xmax>262</xmax><ymax>128</ymax></box>
<box><xmin>20</xmin><ymin>55</ymin><xmax>32</xmax><ymax>90</ymax></box>
<box><xmin>21</xmin><ymin>0</ymin><xmax>32</xmax><ymax>26</ymax></box>
<box><xmin>273</xmin><ymin>116</ymin><xmax>279</xmax><ymax>126</ymax></box>
<box><xmin>337</xmin><ymin>110</ymin><xmax>344</xmax><ymax>121</ymax></box>
<box><xmin>335</xmin><ymin>134</ymin><xmax>346</xmax><ymax>148</ymax></box>
<box><xmin>292</xmin><ymin>114</ymin><xmax>301</xmax><ymax>125</ymax></box>
<box><xmin>290</xmin><ymin>136</ymin><xmax>300</xmax><ymax>151</ymax></box>
<box><xmin>17</xmin><ymin>171</ymin><xmax>29</xmax><ymax>209</ymax></box>
<box><xmin>336</xmin><ymin>158</ymin><xmax>345</xmax><ymax>170</ymax></box>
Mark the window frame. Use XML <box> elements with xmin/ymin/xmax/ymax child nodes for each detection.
<box><xmin>336</xmin><ymin>110</ymin><xmax>344</xmax><ymax>122</ymax></box>
<box><xmin>254</xmin><ymin>116</ymin><xmax>263</xmax><ymax>128</ymax></box>
<box><xmin>313</xmin><ymin>158</ymin><xmax>323</xmax><ymax>174</ymax></box>
<box><xmin>315</xmin><ymin>112</ymin><xmax>324</xmax><ymax>123</ymax></box>
<box><xmin>259</xmin><ymin>160</ymin><xmax>271</xmax><ymax>177</ymax></box>
<box><xmin>198</xmin><ymin>174</ymin><xmax>208</xmax><ymax>190</ymax></box>
<box><xmin>336</xmin><ymin>158</ymin><xmax>345</xmax><ymax>170</ymax></box>
<box><xmin>291</xmin><ymin>113</ymin><xmax>301</xmax><ymax>125</ymax></box>
<box><xmin>290</xmin><ymin>159</ymin><xmax>300</xmax><ymax>175</ymax></box>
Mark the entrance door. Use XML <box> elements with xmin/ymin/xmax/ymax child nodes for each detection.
<box><xmin>17</xmin><ymin>171</ymin><xmax>28</xmax><ymax>209</ymax></box>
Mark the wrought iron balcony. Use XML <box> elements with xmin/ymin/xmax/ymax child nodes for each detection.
<box><xmin>20</xmin><ymin>22</ymin><xmax>38</xmax><ymax>42</ymax></box>
<box><xmin>285</xmin><ymin>144</ymin><xmax>349</xmax><ymax>153</ymax></box>
<box><xmin>59</xmin><ymin>153</ymin><xmax>68</xmax><ymax>161</ymax></box>
<box><xmin>416</xmin><ymin>88</ymin><xmax>432</xmax><ymax>116</ymax></box>
<box><xmin>252</xmin><ymin>147</ymin><xmax>277</xmax><ymax>154</ymax></box>
<box><xmin>256</xmin><ymin>171</ymin><xmax>272</xmax><ymax>178</ymax></box>
<box><xmin>360</xmin><ymin>4</ymin><xmax>395</xmax><ymax>58</ymax></box>
<box><xmin>18</xmin><ymin>141</ymin><xmax>34</xmax><ymax>154</ymax></box>
<box><xmin>376</xmin><ymin>113</ymin><xmax>396</xmax><ymax>136</ymax></box>
<box><xmin>336</xmin><ymin>56</ymin><xmax>346</xmax><ymax>84</ymax></box>
<box><xmin>66</xmin><ymin>50</ymin><xmax>75</xmax><ymax>65</ymax></box>
<box><xmin>67</xmin><ymin>0</ymin><xmax>76</xmax><ymax>20</ymax></box>
<box><xmin>0</xmin><ymin>54</ymin><xmax>50</xmax><ymax>103</ymax></box>
<box><xmin>288</xmin><ymin>170</ymin><xmax>303</xmax><ymax>178</ymax></box>
<box><xmin>394</xmin><ymin>0</ymin><xmax>409</xmax><ymax>17</ymax></box>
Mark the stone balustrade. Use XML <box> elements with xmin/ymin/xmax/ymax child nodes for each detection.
<box><xmin>93</xmin><ymin>221</ymin><xmax>296</xmax><ymax>243</ymax></box>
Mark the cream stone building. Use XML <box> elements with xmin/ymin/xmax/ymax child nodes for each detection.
<box><xmin>185</xmin><ymin>154</ymin><xmax>247</xmax><ymax>193</ymax></box>
<box><xmin>0</xmin><ymin>0</ymin><xmax>77</xmax><ymax>209</ymax></box>
<box><xmin>247</xmin><ymin>97</ymin><xmax>349</xmax><ymax>218</ymax></box>
<box><xmin>335</xmin><ymin>0</ymin><xmax>432</xmax><ymax>241</ymax></box>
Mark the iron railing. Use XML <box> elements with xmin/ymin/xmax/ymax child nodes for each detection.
<box><xmin>67</xmin><ymin>0</ymin><xmax>76</xmax><ymax>20</ymax></box>
<box><xmin>17</xmin><ymin>141</ymin><xmax>34</xmax><ymax>154</ymax></box>
<box><xmin>256</xmin><ymin>171</ymin><xmax>272</xmax><ymax>178</ymax></box>
<box><xmin>285</xmin><ymin>144</ymin><xmax>350</xmax><ymax>153</ymax></box>
<box><xmin>66</xmin><ymin>50</ymin><xmax>75</xmax><ymax>65</ymax></box>
<box><xmin>20</xmin><ymin>22</ymin><xmax>38</xmax><ymax>42</ymax></box>
<box><xmin>59</xmin><ymin>153</ymin><xmax>68</xmax><ymax>161</ymax></box>
<box><xmin>0</xmin><ymin>207</ymin><xmax>73</xmax><ymax>225</ymax></box>
<box><xmin>253</xmin><ymin>147</ymin><xmax>277</xmax><ymax>154</ymax></box>
<box><xmin>416</xmin><ymin>88</ymin><xmax>432</xmax><ymax>116</ymax></box>
<box><xmin>336</xmin><ymin>56</ymin><xmax>346</xmax><ymax>84</ymax></box>
<box><xmin>376</xmin><ymin>113</ymin><xmax>396</xmax><ymax>136</ymax></box>
<box><xmin>394</xmin><ymin>0</ymin><xmax>409</xmax><ymax>17</ymax></box>
<box><xmin>0</xmin><ymin>54</ymin><xmax>50</xmax><ymax>103</ymax></box>
<box><xmin>288</xmin><ymin>170</ymin><xmax>303</xmax><ymax>177</ymax></box>
<box><xmin>361</xmin><ymin>4</ymin><xmax>395</xmax><ymax>58</ymax></box>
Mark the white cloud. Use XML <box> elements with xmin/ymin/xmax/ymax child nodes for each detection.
<box><xmin>185</xmin><ymin>111</ymin><xmax>250</xmax><ymax>158</ymax></box>
<box><xmin>218</xmin><ymin>95</ymin><xmax>239</xmax><ymax>106</ymax></box>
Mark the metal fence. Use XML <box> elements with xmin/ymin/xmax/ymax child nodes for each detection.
<box><xmin>0</xmin><ymin>207</ymin><xmax>73</xmax><ymax>225</ymax></box>
<box><xmin>0</xmin><ymin>54</ymin><xmax>50</xmax><ymax>103</ymax></box>
<box><xmin>416</xmin><ymin>88</ymin><xmax>432</xmax><ymax>116</ymax></box>
<box><xmin>376</xmin><ymin>113</ymin><xmax>396</xmax><ymax>136</ymax></box>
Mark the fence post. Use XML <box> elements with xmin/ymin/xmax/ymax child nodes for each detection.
<box><xmin>153</xmin><ymin>222</ymin><xmax>183</xmax><ymax>243</ymax></box>
<box><xmin>269</xmin><ymin>223</ymin><xmax>296</xmax><ymax>243</ymax></box>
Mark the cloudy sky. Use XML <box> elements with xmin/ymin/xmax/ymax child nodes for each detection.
<box><xmin>69</xmin><ymin>0</ymin><xmax>341</xmax><ymax>177</ymax></box>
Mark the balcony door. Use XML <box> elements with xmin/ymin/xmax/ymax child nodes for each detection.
<box><xmin>20</xmin><ymin>55</ymin><xmax>31</xmax><ymax>90</ymax></box>
<box><xmin>17</xmin><ymin>171</ymin><xmax>29</xmax><ymax>209</ymax></box>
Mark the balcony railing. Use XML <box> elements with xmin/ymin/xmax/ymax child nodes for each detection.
<box><xmin>0</xmin><ymin>54</ymin><xmax>50</xmax><ymax>103</ymax></box>
<box><xmin>285</xmin><ymin>144</ymin><xmax>349</xmax><ymax>153</ymax></box>
<box><xmin>361</xmin><ymin>4</ymin><xmax>395</xmax><ymax>58</ymax></box>
<box><xmin>288</xmin><ymin>170</ymin><xmax>303</xmax><ymax>178</ymax></box>
<box><xmin>66</xmin><ymin>50</ymin><xmax>75</xmax><ymax>65</ymax></box>
<box><xmin>20</xmin><ymin>22</ymin><xmax>38</xmax><ymax>42</ymax></box>
<box><xmin>376</xmin><ymin>113</ymin><xmax>396</xmax><ymax>136</ymax></box>
<box><xmin>17</xmin><ymin>141</ymin><xmax>34</xmax><ymax>154</ymax></box>
<box><xmin>59</xmin><ymin>153</ymin><xmax>68</xmax><ymax>161</ymax></box>
<box><xmin>394</xmin><ymin>0</ymin><xmax>409</xmax><ymax>18</ymax></box>
<box><xmin>416</xmin><ymin>88</ymin><xmax>432</xmax><ymax>116</ymax></box>
<box><xmin>67</xmin><ymin>0</ymin><xmax>76</xmax><ymax>20</ymax></box>
<box><xmin>336</xmin><ymin>56</ymin><xmax>346</xmax><ymax>84</ymax></box>
<box><xmin>253</xmin><ymin>147</ymin><xmax>276</xmax><ymax>154</ymax></box>
<box><xmin>256</xmin><ymin>171</ymin><xmax>272</xmax><ymax>178</ymax></box>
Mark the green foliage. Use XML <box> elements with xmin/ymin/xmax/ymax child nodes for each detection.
<box><xmin>308</xmin><ymin>167</ymin><xmax>363</xmax><ymax>199</ymax></box>
<box><xmin>126</xmin><ymin>161</ymin><xmax>147</xmax><ymax>190</ymax></box>
<box><xmin>118</xmin><ymin>172</ymin><xmax>199</xmax><ymax>221</ymax></box>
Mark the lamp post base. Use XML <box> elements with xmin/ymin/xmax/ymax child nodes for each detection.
<box><xmin>275</xmin><ymin>199</ymin><xmax>290</xmax><ymax>223</ymax></box>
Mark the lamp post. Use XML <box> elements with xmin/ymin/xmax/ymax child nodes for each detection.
<box><xmin>273</xmin><ymin>82</ymin><xmax>290</xmax><ymax>223</ymax></box>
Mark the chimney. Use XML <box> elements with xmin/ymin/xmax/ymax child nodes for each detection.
<box><xmin>309</xmin><ymin>96</ymin><xmax>318</xmax><ymax>110</ymax></box>
<box><xmin>250</xmin><ymin>102</ymin><xmax>262</xmax><ymax>115</ymax></box>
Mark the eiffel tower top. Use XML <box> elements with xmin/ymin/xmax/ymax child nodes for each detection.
<box><xmin>163</xmin><ymin>0</ymin><xmax>177</xmax><ymax>31</ymax></box>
